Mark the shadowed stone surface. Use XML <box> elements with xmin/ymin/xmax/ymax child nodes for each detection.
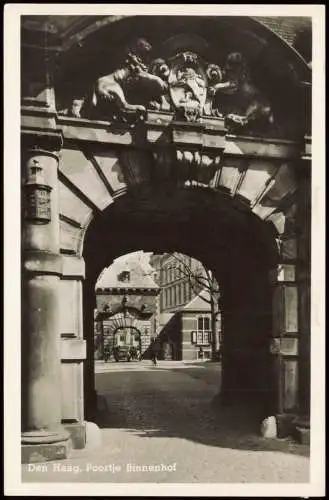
<box><xmin>22</xmin><ymin>362</ymin><xmax>309</xmax><ymax>483</ymax></box>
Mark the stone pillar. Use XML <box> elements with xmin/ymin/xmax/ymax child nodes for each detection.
<box><xmin>219</xmin><ymin>259</ymin><xmax>273</xmax><ymax>410</ymax></box>
<box><xmin>268</xmin><ymin>262</ymin><xmax>299</xmax><ymax>437</ymax></box>
<box><xmin>294</xmin><ymin>158</ymin><xmax>311</xmax><ymax>443</ymax></box>
<box><xmin>21</xmin><ymin>145</ymin><xmax>70</xmax><ymax>463</ymax></box>
<box><xmin>83</xmin><ymin>280</ymin><xmax>97</xmax><ymax>422</ymax></box>
<box><xmin>60</xmin><ymin>255</ymin><xmax>87</xmax><ymax>449</ymax></box>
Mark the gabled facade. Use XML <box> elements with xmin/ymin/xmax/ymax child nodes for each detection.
<box><xmin>94</xmin><ymin>257</ymin><xmax>159</xmax><ymax>359</ymax></box>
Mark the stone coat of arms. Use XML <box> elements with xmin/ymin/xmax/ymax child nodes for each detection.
<box><xmin>168</xmin><ymin>52</ymin><xmax>207</xmax><ymax>122</ymax></box>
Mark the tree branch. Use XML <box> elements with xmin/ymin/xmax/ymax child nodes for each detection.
<box><xmin>152</xmin><ymin>252</ymin><xmax>220</xmax><ymax>307</ymax></box>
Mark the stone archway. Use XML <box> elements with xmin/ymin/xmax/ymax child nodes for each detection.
<box><xmin>21</xmin><ymin>15</ymin><xmax>311</xmax><ymax>462</ymax></box>
<box><xmin>113</xmin><ymin>325</ymin><xmax>142</xmax><ymax>358</ymax></box>
<box><xmin>80</xmin><ymin>185</ymin><xmax>280</xmax><ymax>416</ymax></box>
<box><xmin>95</xmin><ymin>309</ymin><xmax>145</xmax><ymax>361</ymax></box>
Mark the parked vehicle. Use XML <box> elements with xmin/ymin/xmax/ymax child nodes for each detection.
<box><xmin>129</xmin><ymin>346</ymin><xmax>142</xmax><ymax>361</ymax></box>
<box><xmin>113</xmin><ymin>345</ymin><xmax>131</xmax><ymax>362</ymax></box>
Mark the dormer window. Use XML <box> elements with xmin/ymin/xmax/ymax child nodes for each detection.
<box><xmin>118</xmin><ymin>270</ymin><xmax>131</xmax><ymax>282</ymax></box>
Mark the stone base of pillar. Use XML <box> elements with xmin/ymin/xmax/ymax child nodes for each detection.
<box><xmin>275</xmin><ymin>413</ymin><xmax>296</xmax><ymax>438</ymax></box>
<box><xmin>292</xmin><ymin>415</ymin><xmax>310</xmax><ymax>445</ymax></box>
<box><xmin>294</xmin><ymin>426</ymin><xmax>310</xmax><ymax>445</ymax></box>
<box><xmin>21</xmin><ymin>429</ymin><xmax>71</xmax><ymax>464</ymax></box>
<box><xmin>260</xmin><ymin>415</ymin><xmax>277</xmax><ymax>438</ymax></box>
<box><xmin>85</xmin><ymin>421</ymin><xmax>102</xmax><ymax>450</ymax></box>
<box><xmin>63</xmin><ymin>422</ymin><xmax>103</xmax><ymax>450</ymax></box>
<box><xmin>63</xmin><ymin>422</ymin><xmax>86</xmax><ymax>449</ymax></box>
<box><xmin>260</xmin><ymin>413</ymin><xmax>296</xmax><ymax>439</ymax></box>
<box><xmin>260</xmin><ymin>413</ymin><xmax>310</xmax><ymax>443</ymax></box>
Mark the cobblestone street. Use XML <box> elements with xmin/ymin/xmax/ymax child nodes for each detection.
<box><xmin>22</xmin><ymin>361</ymin><xmax>309</xmax><ymax>483</ymax></box>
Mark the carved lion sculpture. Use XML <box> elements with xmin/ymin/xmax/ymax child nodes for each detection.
<box><xmin>210</xmin><ymin>52</ymin><xmax>274</xmax><ymax>131</ymax></box>
<box><xmin>204</xmin><ymin>64</ymin><xmax>224</xmax><ymax>115</ymax></box>
<box><xmin>148</xmin><ymin>58</ymin><xmax>171</xmax><ymax>110</ymax></box>
<box><xmin>206</xmin><ymin>64</ymin><xmax>223</xmax><ymax>90</ymax></box>
<box><xmin>64</xmin><ymin>39</ymin><xmax>169</xmax><ymax>123</ymax></box>
<box><xmin>90</xmin><ymin>39</ymin><xmax>168</xmax><ymax>122</ymax></box>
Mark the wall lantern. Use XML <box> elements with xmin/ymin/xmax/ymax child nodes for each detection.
<box><xmin>24</xmin><ymin>158</ymin><xmax>52</xmax><ymax>223</ymax></box>
<box><xmin>122</xmin><ymin>295</ymin><xmax>128</xmax><ymax>318</ymax></box>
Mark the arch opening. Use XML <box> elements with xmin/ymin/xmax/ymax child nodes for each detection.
<box><xmin>82</xmin><ymin>186</ymin><xmax>279</xmax><ymax>422</ymax></box>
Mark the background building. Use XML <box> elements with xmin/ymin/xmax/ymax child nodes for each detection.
<box><xmin>94</xmin><ymin>256</ymin><xmax>159</xmax><ymax>360</ymax></box>
<box><xmin>150</xmin><ymin>253</ymin><xmax>222</xmax><ymax>360</ymax></box>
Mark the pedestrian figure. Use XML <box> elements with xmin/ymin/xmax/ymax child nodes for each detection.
<box><xmin>103</xmin><ymin>345</ymin><xmax>111</xmax><ymax>363</ymax></box>
<box><xmin>151</xmin><ymin>353</ymin><xmax>157</xmax><ymax>366</ymax></box>
<box><xmin>151</xmin><ymin>338</ymin><xmax>158</xmax><ymax>366</ymax></box>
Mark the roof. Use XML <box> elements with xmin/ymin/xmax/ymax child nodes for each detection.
<box><xmin>183</xmin><ymin>289</ymin><xmax>211</xmax><ymax>312</ymax></box>
<box><xmin>158</xmin><ymin>312</ymin><xmax>175</xmax><ymax>326</ymax></box>
<box><xmin>96</xmin><ymin>257</ymin><xmax>158</xmax><ymax>291</ymax></box>
<box><xmin>22</xmin><ymin>15</ymin><xmax>311</xmax><ymax>52</ymax></box>
<box><xmin>254</xmin><ymin>16</ymin><xmax>311</xmax><ymax>47</ymax></box>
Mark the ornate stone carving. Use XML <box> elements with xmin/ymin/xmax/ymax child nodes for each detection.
<box><xmin>209</xmin><ymin>52</ymin><xmax>273</xmax><ymax>132</ymax></box>
<box><xmin>168</xmin><ymin>52</ymin><xmax>207</xmax><ymax>122</ymax></box>
<box><xmin>151</xmin><ymin>147</ymin><xmax>222</xmax><ymax>186</ymax></box>
<box><xmin>148</xmin><ymin>59</ymin><xmax>171</xmax><ymax>111</ymax></box>
<box><xmin>60</xmin><ymin>43</ymin><xmax>274</xmax><ymax>132</ymax></box>
<box><xmin>176</xmin><ymin>149</ymin><xmax>221</xmax><ymax>169</ymax></box>
<box><xmin>91</xmin><ymin>39</ymin><xmax>169</xmax><ymax>124</ymax></box>
<box><xmin>24</xmin><ymin>158</ymin><xmax>52</xmax><ymax>224</ymax></box>
<box><xmin>63</xmin><ymin>39</ymin><xmax>169</xmax><ymax>125</ymax></box>
<box><xmin>204</xmin><ymin>64</ymin><xmax>223</xmax><ymax>116</ymax></box>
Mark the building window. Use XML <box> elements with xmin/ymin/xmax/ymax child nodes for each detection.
<box><xmin>177</xmin><ymin>283</ymin><xmax>182</xmax><ymax>304</ymax></box>
<box><xmin>117</xmin><ymin>270</ymin><xmax>130</xmax><ymax>282</ymax></box>
<box><xmin>198</xmin><ymin>316</ymin><xmax>210</xmax><ymax>331</ymax></box>
<box><xmin>195</xmin><ymin>315</ymin><xmax>211</xmax><ymax>345</ymax></box>
<box><xmin>185</xmin><ymin>281</ymin><xmax>190</xmax><ymax>302</ymax></box>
